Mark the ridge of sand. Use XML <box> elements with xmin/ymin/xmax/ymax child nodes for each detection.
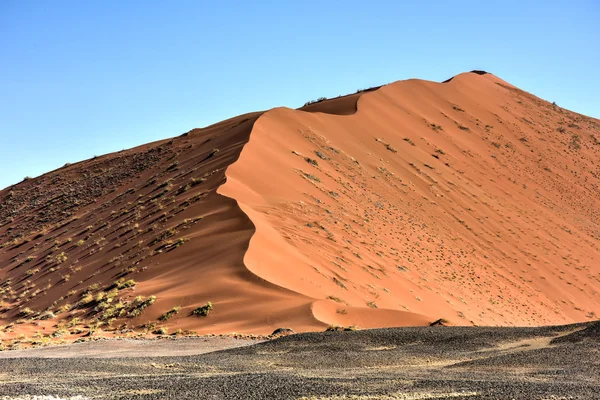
<box><xmin>218</xmin><ymin>87</ymin><xmax>433</xmax><ymax>329</ymax></box>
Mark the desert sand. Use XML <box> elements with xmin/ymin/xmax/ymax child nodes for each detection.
<box><xmin>1</xmin><ymin>71</ymin><xmax>599</xmax><ymax>342</ymax></box>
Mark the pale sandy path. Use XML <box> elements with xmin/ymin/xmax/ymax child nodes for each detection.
<box><xmin>0</xmin><ymin>336</ymin><xmax>261</xmax><ymax>358</ymax></box>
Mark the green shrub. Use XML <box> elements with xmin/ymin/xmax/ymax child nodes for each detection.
<box><xmin>115</xmin><ymin>279</ymin><xmax>137</xmax><ymax>290</ymax></box>
<box><xmin>325</xmin><ymin>325</ymin><xmax>358</xmax><ymax>332</ymax></box>
<box><xmin>153</xmin><ymin>327</ymin><xmax>168</xmax><ymax>335</ymax></box>
<box><xmin>158</xmin><ymin>306</ymin><xmax>181</xmax><ymax>321</ymax></box>
<box><xmin>56</xmin><ymin>252</ymin><xmax>68</xmax><ymax>264</ymax></box>
<box><xmin>127</xmin><ymin>295</ymin><xmax>156</xmax><ymax>318</ymax></box>
<box><xmin>192</xmin><ymin>302</ymin><xmax>213</xmax><ymax>317</ymax></box>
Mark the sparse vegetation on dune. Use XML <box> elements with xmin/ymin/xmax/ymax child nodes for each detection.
<box><xmin>159</xmin><ymin>306</ymin><xmax>181</xmax><ymax>321</ymax></box>
<box><xmin>325</xmin><ymin>325</ymin><xmax>358</xmax><ymax>332</ymax></box>
<box><xmin>303</xmin><ymin>97</ymin><xmax>328</xmax><ymax>106</ymax></box>
<box><xmin>114</xmin><ymin>278</ymin><xmax>137</xmax><ymax>290</ymax></box>
<box><xmin>192</xmin><ymin>302</ymin><xmax>213</xmax><ymax>317</ymax></box>
<box><xmin>127</xmin><ymin>295</ymin><xmax>156</xmax><ymax>318</ymax></box>
<box><xmin>153</xmin><ymin>326</ymin><xmax>168</xmax><ymax>335</ymax></box>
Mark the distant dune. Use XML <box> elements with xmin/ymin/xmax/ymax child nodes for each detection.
<box><xmin>1</xmin><ymin>71</ymin><xmax>600</xmax><ymax>341</ymax></box>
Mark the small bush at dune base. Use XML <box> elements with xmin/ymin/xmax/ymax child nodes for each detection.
<box><xmin>153</xmin><ymin>327</ymin><xmax>168</xmax><ymax>335</ymax></box>
<box><xmin>325</xmin><ymin>325</ymin><xmax>358</xmax><ymax>332</ymax></box>
<box><xmin>430</xmin><ymin>318</ymin><xmax>449</xmax><ymax>326</ymax></box>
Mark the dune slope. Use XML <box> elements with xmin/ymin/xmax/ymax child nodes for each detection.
<box><xmin>0</xmin><ymin>113</ymin><xmax>322</xmax><ymax>338</ymax></box>
<box><xmin>221</xmin><ymin>71</ymin><xmax>600</xmax><ymax>328</ymax></box>
<box><xmin>1</xmin><ymin>71</ymin><xmax>600</xmax><ymax>339</ymax></box>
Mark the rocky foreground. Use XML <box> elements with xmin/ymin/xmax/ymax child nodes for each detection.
<box><xmin>0</xmin><ymin>321</ymin><xmax>598</xmax><ymax>399</ymax></box>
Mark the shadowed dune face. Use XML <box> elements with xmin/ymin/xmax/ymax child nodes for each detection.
<box><xmin>1</xmin><ymin>72</ymin><xmax>600</xmax><ymax>339</ymax></box>
<box><xmin>0</xmin><ymin>113</ymin><xmax>322</xmax><ymax>338</ymax></box>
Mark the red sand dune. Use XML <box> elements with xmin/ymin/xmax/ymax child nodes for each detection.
<box><xmin>1</xmin><ymin>71</ymin><xmax>600</xmax><ymax>340</ymax></box>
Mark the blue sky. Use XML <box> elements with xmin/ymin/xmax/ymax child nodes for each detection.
<box><xmin>1</xmin><ymin>1</ymin><xmax>598</xmax><ymax>190</ymax></box>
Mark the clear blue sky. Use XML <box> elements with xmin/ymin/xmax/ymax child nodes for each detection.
<box><xmin>1</xmin><ymin>1</ymin><xmax>598</xmax><ymax>190</ymax></box>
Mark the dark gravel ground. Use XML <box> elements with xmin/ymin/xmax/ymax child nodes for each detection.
<box><xmin>0</xmin><ymin>321</ymin><xmax>598</xmax><ymax>399</ymax></box>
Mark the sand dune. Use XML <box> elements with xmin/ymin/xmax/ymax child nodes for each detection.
<box><xmin>1</xmin><ymin>71</ymin><xmax>600</xmax><ymax>342</ymax></box>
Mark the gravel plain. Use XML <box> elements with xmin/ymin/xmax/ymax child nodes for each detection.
<box><xmin>0</xmin><ymin>321</ymin><xmax>598</xmax><ymax>399</ymax></box>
